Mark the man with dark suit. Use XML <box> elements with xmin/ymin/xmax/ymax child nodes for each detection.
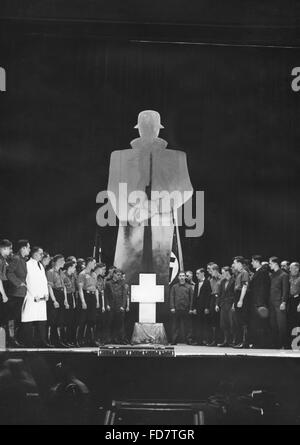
<box><xmin>192</xmin><ymin>268</ymin><xmax>211</xmax><ymax>345</ymax></box>
<box><xmin>281</xmin><ymin>261</ymin><xmax>290</xmax><ymax>275</ymax></box>
<box><xmin>6</xmin><ymin>240</ymin><xmax>30</xmax><ymax>347</ymax></box>
<box><xmin>269</xmin><ymin>256</ymin><xmax>290</xmax><ymax>349</ymax></box>
<box><xmin>287</xmin><ymin>262</ymin><xmax>300</xmax><ymax>345</ymax></box>
<box><xmin>249</xmin><ymin>255</ymin><xmax>271</xmax><ymax>348</ymax></box>
<box><xmin>207</xmin><ymin>264</ymin><xmax>222</xmax><ymax>346</ymax></box>
<box><xmin>0</xmin><ymin>240</ymin><xmax>13</xmax><ymax>341</ymax></box>
<box><xmin>217</xmin><ymin>267</ymin><xmax>235</xmax><ymax>347</ymax></box>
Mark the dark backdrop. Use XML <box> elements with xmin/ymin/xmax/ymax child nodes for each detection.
<box><xmin>0</xmin><ymin>8</ymin><xmax>300</xmax><ymax>270</ymax></box>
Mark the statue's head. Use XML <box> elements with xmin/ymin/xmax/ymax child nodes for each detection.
<box><xmin>134</xmin><ymin>110</ymin><xmax>164</xmax><ymax>140</ymax></box>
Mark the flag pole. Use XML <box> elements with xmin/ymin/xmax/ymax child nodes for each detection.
<box><xmin>93</xmin><ymin>226</ymin><xmax>102</xmax><ymax>262</ymax></box>
<box><xmin>172</xmin><ymin>208</ymin><xmax>184</xmax><ymax>272</ymax></box>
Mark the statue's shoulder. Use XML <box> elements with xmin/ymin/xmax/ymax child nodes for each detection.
<box><xmin>165</xmin><ymin>148</ymin><xmax>187</xmax><ymax>161</ymax></box>
<box><xmin>167</xmin><ymin>148</ymin><xmax>186</xmax><ymax>156</ymax></box>
<box><xmin>110</xmin><ymin>149</ymin><xmax>133</xmax><ymax>162</ymax></box>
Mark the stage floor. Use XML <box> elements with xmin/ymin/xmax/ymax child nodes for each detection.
<box><xmin>175</xmin><ymin>345</ymin><xmax>300</xmax><ymax>358</ymax></box>
<box><xmin>2</xmin><ymin>345</ymin><xmax>300</xmax><ymax>359</ymax></box>
<box><xmin>3</xmin><ymin>344</ymin><xmax>300</xmax><ymax>416</ymax></box>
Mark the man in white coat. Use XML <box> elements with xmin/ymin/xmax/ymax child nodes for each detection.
<box><xmin>22</xmin><ymin>246</ymin><xmax>50</xmax><ymax>347</ymax></box>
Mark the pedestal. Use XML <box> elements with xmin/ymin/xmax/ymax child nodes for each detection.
<box><xmin>131</xmin><ymin>323</ymin><xmax>168</xmax><ymax>346</ymax></box>
<box><xmin>0</xmin><ymin>327</ymin><xmax>6</xmax><ymax>349</ymax></box>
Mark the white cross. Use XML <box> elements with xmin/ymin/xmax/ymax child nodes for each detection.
<box><xmin>131</xmin><ymin>274</ymin><xmax>165</xmax><ymax>323</ymax></box>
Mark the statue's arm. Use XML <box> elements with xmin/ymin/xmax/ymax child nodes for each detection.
<box><xmin>167</xmin><ymin>152</ymin><xmax>194</xmax><ymax>213</ymax></box>
<box><xmin>107</xmin><ymin>151</ymin><xmax>121</xmax><ymax>216</ymax></box>
<box><xmin>179</xmin><ymin>152</ymin><xmax>194</xmax><ymax>203</ymax></box>
<box><xmin>107</xmin><ymin>150</ymin><xmax>148</xmax><ymax>224</ymax></box>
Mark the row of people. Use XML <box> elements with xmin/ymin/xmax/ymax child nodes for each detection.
<box><xmin>170</xmin><ymin>256</ymin><xmax>300</xmax><ymax>349</ymax></box>
<box><xmin>1</xmin><ymin>238</ymin><xmax>300</xmax><ymax>349</ymax></box>
<box><xmin>0</xmin><ymin>239</ymin><xmax>130</xmax><ymax>348</ymax></box>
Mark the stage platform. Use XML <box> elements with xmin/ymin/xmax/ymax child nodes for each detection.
<box><xmin>2</xmin><ymin>344</ymin><xmax>300</xmax><ymax>416</ymax></box>
<box><xmin>2</xmin><ymin>345</ymin><xmax>300</xmax><ymax>359</ymax></box>
<box><xmin>175</xmin><ymin>345</ymin><xmax>300</xmax><ymax>359</ymax></box>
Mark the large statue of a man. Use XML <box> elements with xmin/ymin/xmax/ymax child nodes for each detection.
<box><xmin>108</xmin><ymin>110</ymin><xmax>193</xmax><ymax>297</ymax></box>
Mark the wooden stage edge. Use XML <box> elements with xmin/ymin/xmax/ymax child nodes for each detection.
<box><xmin>1</xmin><ymin>345</ymin><xmax>300</xmax><ymax>359</ymax></box>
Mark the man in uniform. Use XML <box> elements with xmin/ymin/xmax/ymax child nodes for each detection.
<box><xmin>104</xmin><ymin>269</ymin><xmax>127</xmax><ymax>344</ymax></box>
<box><xmin>104</xmin><ymin>266</ymin><xmax>116</xmax><ymax>285</ymax></box>
<box><xmin>170</xmin><ymin>272</ymin><xmax>194</xmax><ymax>345</ymax></box>
<box><xmin>232</xmin><ymin>256</ymin><xmax>250</xmax><ymax>349</ymax></box>
<box><xmin>77</xmin><ymin>257</ymin><xmax>100</xmax><ymax>347</ymax></box>
<box><xmin>63</xmin><ymin>261</ymin><xmax>77</xmax><ymax>347</ymax></box>
<box><xmin>0</xmin><ymin>240</ymin><xmax>13</xmax><ymax>339</ymax></box>
<box><xmin>76</xmin><ymin>259</ymin><xmax>86</xmax><ymax>276</ymax></box>
<box><xmin>47</xmin><ymin>254</ymin><xmax>69</xmax><ymax>348</ymax></box>
<box><xmin>122</xmin><ymin>272</ymin><xmax>132</xmax><ymax>343</ymax></box>
<box><xmin>94</xmin><ymin>262</ymin><xmax>107</xmax><ymax>344</ymax></box>
<box><xmin>7</xmin><ymin>240</ymin><xmax>31</xmax><ymax>347</ymax></box>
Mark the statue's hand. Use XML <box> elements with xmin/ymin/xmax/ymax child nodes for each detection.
<box><xmin>128</xmin><ymin>200</ymin><xmax>159</xmax><ymax>225</ymax></box>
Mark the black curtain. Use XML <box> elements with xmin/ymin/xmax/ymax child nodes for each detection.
<box><xmin>0</xmin><ymin>32</ymin><xmax>299</xmax><ymax>267</ymax></box>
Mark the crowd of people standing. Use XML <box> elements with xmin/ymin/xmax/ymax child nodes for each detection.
<box><xmin>171</xmin><ymin>257</ymin><xmax>300</xmax><ymax>349</ymax></box>
<box><xmin>1</xmin><ymin>238</ymin><xmax>300</xmax><ymax>350</ymax></box>
<box><xmin>0</xmin><ymin>239</ymin><xmax>130</xmax><ymax>348</ymax></box>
